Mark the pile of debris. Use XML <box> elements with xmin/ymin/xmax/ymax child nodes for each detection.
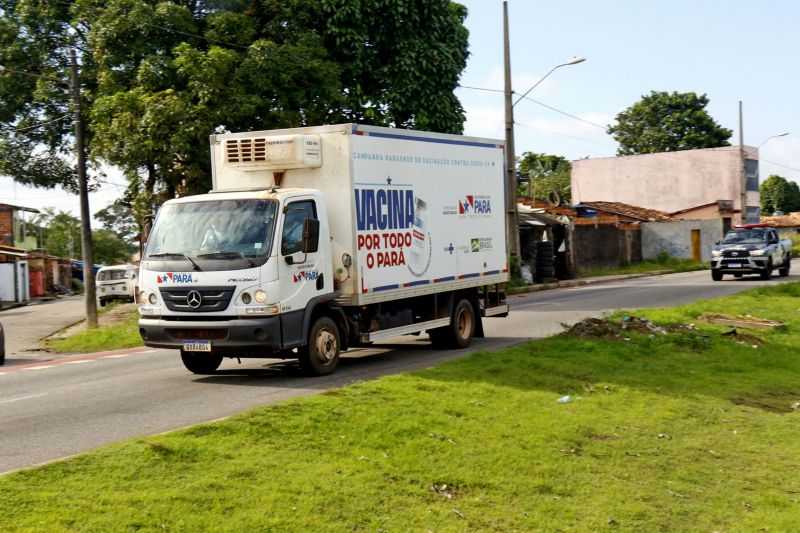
<box><xmin>565</xmin><ymin>316</ymin><xmax>668</xmax><ymax>340</ymax></box>
<box><xmin>564</xmin><ymin>313</ymin><xmax>771</xmax><ymax>348</ymax></box>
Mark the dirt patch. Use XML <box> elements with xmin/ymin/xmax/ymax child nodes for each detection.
<box><xmin>721</xmin><ymin>329</ymin><xmax>764</xmax><ymax>347</ymax></box>
<box><xmin>699</xmin><ymin>313</ymin><xmax>784</xmax><ymax>330</ymax></box>
<box><xmin>731</xmin><ymin>393</ymin><xmax>800</xmax><ymax>414</ymax></box>
<box><xmin>46</xmin><ymin>303</ymin><xmax>138</xmax><ymax>341</ymax></box>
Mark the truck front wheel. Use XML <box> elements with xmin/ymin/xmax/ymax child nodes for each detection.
<box><xmin>429</xmin><ymin>299</ymin><xmax>475</xmax><ymax>349</ymax></box>
<box><xmin>760</xmin><ymin>260</ymin><xmax>773</xmax><ymax>280</ymax></box>
<box><xmin>779</xmin><ymin>256</ymin><xmax>791</xmax><ymax>277</ymax></box>
<box><xmin>299</xmin><ymin>316</ymin><xmax>340</xmax><ymax>376</ymax></box>
<box><xmin>711</xmin><ymin>271</ymin><xmax>723</xmax><ymax>281</ymax></box>
<box><xmin>180</xmin><ymin>350</ymin><xmax>223</xmax><ymax>374</ymax></box>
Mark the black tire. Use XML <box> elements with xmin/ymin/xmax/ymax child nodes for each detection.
<box><xmin>760</xmin><ymin>260</ymin><xmax>773</xmax><ymax>280</ymax></box>
<box><xmin>779</xmin><ymin>256</ymin><xmax>791</xmax><ymax>277</ymax></box>
<box><xmin>180</xmin><ymin>350</ymin><xmax>223</xmax><ymax>374</ymax></box>
<box><xmin>99</xmin><ymin>299</ymin><xmax>107</xmax><ymax>307</ymax></box>
<box><xmin>711</xmin><ymin>270</ymin><xmax>723</xmax><ymax>281</ymax></box>
<box><xmin>299</xmin><ymin>316</ymin><xmax>340</xmax><ymax>376</ymax></box>
<box><xmin>429</xmin><ymin>299</ymin><xmax>475</xmax><ymax>349</ymax></box>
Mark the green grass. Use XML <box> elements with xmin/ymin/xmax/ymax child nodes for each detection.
<box><xmin>578</xmin><ymin>254</ymin><xmax>707</xmax><ymax>278</ymax></box>
<box><xmin>790</xmin><ymin>233</ymin><xmax>800</xmax><ymax>256</ymax></box>
<box><xmin>45</xmin><ymin>312</ymin><xmax>143</xmax><ymax>353</ymax></box>
<box><xmin>4</xmin><ymin>284</ymin><xmax>800</xmax><ymax>531</ymax></box>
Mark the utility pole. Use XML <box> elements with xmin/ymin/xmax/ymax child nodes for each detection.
<box><xmin>503</xmin><ymin>1</ymin><xmax>520</xmax><ymax>259</ymax></box>
<box><xmin>70</xmin><ymin>48</ymin><xmax>98</xmax><ymax>328</ymax></box>
<box><xmin>739</xmin><ymin>101</ymin><xmax>747</xmax><ymax>225</ymax></box>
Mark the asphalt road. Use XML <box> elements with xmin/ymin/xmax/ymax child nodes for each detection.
<box><xmin>0</xmin><ymin>270</ymin><xmax>794</xmax><ymax>475</ymax></box>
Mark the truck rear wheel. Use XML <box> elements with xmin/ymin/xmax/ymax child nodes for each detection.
<box><xmin>429</xmin><ymin>299</ymin><xmax>475</xmax><ymax>349</ymax></box>
<box><xmin>299</xmin><ymin>316</ymin><xmax>340</xmax><ymax>376</ymax></box>
<box><xmin>180</xmin><ymin>350</ymin><xmax>223</xmax><ymax>374</ymax></box>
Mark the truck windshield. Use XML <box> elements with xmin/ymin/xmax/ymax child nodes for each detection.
<box><xmin>144</xmin><ymin>199</ymin><xmax>277</xmax><ymax>269</ymax></box>
<box><xmin>721</xmin><ymin>230</ymin><xmax>766</xmax><ymax>245</ymax></box>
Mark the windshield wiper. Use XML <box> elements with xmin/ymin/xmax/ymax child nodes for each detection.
<box><xmin>147</xmin><ymin>252</ymin><xmax>202</xmax><ymax>271</ymax></box>
<box><xmin>196</xmin><ymin>250</ymin><xmax>255</xmax><ymax>267</ymax></box>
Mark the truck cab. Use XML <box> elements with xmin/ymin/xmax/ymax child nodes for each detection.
<box><xmin>138</xmin><ymin>188</ymin><xmax>340</xmax><ymax>374</ymax></box>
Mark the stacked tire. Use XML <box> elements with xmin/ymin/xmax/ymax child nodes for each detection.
<box><xmin>535</xmin><ymin>241</ymin><xmax>556</xmax><ymax>282</ymax></box>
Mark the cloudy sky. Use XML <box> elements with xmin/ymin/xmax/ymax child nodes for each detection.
<box><xmin>2</xmin><ymin>0</ymin><xmax>799</xmax><ymax>219</ymax></box>
<box><xmin>456</xmin><ymin>0</ymin><xmax>800</xmax><ymax>180</ymax></box>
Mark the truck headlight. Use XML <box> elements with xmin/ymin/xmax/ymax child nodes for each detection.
<box><xmin>711</xmin><ymin>250</ymin><xmax>722</xmax><ymax>257</ymax></box>
<box><xmin>255</xmin><ymin>289</ymin><xmax>267</xmax><ymax>303</ymax></box>
<box><xmin>751</xmin><ymin>249</ymin><xmax>766</xmax><ymax>256</ymax></box>
<box><xmin>148</xmin><ymin>292</ymin><xmax>158</xmax><ymax>304</ymax></box>
<box><xmin>241</xmin><ymin>291</ymin><xmax>252</xmax><ymax>304</ymax></box>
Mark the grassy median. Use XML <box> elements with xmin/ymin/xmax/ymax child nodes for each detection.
<box><xmin>3</xmin><ymin>283</ymin><xmax>800</xmax><ymax>531</ymax></box>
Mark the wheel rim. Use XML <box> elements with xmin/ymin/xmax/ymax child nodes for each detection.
<box><xmin>456</xmin><ymin>306</ymin><xmax>473</xmax><ymax>341</ymax></box>
<box><xmin>314</xmin><ymin>328</ymin><xmax>338</xmax><ymax>363</ymax></box>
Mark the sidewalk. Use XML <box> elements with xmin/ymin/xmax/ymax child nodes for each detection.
<box><xmin>0</xmin><ymin>296</ymin><xmax>87</xmax><ymax>365</ymax></box>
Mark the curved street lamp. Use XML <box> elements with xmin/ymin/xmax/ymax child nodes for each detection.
<box><xmin>513</xmin><ymin>57</ymin><xmax>586</xmax><ymax>108</ymax></box>
<box><xmin>757</xmin><ymin>131</ymin><xmax>789</xmax><ymax>148</ymax></box>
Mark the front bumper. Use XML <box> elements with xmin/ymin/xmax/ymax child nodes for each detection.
<box><xmin>138</xmin><ymin>315</ymin><xmax>282</xmax><ymax>355</ymax></box>
<box><xmin>711</xmin><ymin>256</ymin><xmax>769</xmax><ymax>274</ymax></box>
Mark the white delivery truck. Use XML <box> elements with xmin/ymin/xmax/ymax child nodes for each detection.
<box><xmin>138</xmin><ymin>124</ymin><xmax>509</xmax><ymax>375</ymax></box>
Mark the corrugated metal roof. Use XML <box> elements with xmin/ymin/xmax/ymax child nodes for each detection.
<box><xmin>577</xmin><ymin>201</ymin><xmax>673</xmax><ymax>221</ymax></box>
<box><xmin>761</xmin><ymin>212</ymin><xmax>800</xmax><ymax>227</ymax></box>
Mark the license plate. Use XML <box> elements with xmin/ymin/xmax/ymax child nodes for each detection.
<box><xmin>727</xmin><ymin>263</ymin><xmax>742</xmax><ymax>268</ymax></box>
<box><xmin>183</xmin><ymin>340</ymin><xmax>211</xmax><ymax>352</ymax></box>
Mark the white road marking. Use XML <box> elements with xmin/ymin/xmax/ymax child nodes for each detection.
<box><xmin>103</xmin><ymin>354</ymin><xmax>131</xmax><ymax>359</ymax></box>
<box><xmin>23</xmin><ymin>365</ymin><xmax>56</xmax><ymax>371</ymax></box>
<box><xmin>65</xmin><ymin>360</ymin><xmax>93</xmax><ymax>364</ymax></box>
<box><xmin>0</xmin><ymin>393</ymin><xmax>47</xmax><ymax>405</ymax></box>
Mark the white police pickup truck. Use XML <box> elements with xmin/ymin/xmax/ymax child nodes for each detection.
<box><xmin>710</xmin><ymin>223</ymin><xmax>791</xmax><ymax>281</ymax></box>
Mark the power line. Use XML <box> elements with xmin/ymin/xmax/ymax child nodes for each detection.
<box><xmin>457</xmin><ymin>84</ymin><xmax>505</xmax><ymax>94</ymax></box>
<box><xmin>457</xmin><ymin>82</ymin><xmax>609</xmax><ymax>131</ymax></box>
<box><xmin>760</xmin><ymin>157</ymin><xmax>800</xmax><ymax>173</ymax></box>
<box><xmin>1</xmin><ymin>113</ymin><xmax>72</xmax><ymax>133</ymax></box>
<box><xmin>518</xmin><ymin>95</ymin><xmax>608</xmax><ymax>130</ymax></box>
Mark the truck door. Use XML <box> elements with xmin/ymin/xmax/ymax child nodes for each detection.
<box><xmin>278</xmin><ymin>199</ymin><xmax>324</xmax><ymax>346</ymax></box>
<box><xmin>768</xmin><ymin>229</ymin><xmax>782</xmax><ymax>265</ymax></box>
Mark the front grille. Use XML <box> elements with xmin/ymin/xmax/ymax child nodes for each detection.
<box><xmin>722</xmin><ymin>250</ymin><xmax>750</xmax><ymax>258</ymax></box>
<box><xmin>159</xmin><ymin>286</ymin><xmax>235</xmax><ymax>313</ymax></box>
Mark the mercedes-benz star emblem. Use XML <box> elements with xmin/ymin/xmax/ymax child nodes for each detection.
<box><xmin>186</xmin><ymin>290</ymin><xmax>202</xmax><ymax>309</ymax></box>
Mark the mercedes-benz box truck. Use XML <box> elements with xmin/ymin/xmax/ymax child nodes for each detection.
<box><xmin>138</xmin><ymin>124</ymin><xmax>509</xmax><ymax>375</ymax></box>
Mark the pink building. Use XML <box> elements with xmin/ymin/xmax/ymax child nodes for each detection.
<box><xmin>571</xmin><ymin>146</ymin><xmax>760</xmax><ymax>225</ymax></box>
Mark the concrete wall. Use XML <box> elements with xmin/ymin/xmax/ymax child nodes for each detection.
<box><xmin>641</xmin><ymin>219</ymin><xmax>722</xmax><ymax>263</ymax></box>
<box><xmin>571</xmin><ymin>224</ymin><xmax>641</xmax><ymax>272</ymax></box>
<box><xmin>572</xmin><ymin>146</ymin><xmax>758</xmax><ymax>218</ymax></box>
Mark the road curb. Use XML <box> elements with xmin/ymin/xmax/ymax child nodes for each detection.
<box><xmin>509</xmin><ymin>270</ymin><xmax>676</xmax><ymax>296</ymax></box>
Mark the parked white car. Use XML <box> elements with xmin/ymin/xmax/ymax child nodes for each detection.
<box><xmin>96</xmin><ymin>264</ymin><xmax>139</xmax><ymax>307</ymax></box>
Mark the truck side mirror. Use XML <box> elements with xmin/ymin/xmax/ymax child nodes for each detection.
<box><xmin>302</xmin><ymin>218</ymin><xmax>320</xmax><ymax>254</ymax></box>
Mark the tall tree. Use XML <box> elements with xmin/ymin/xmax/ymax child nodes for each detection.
<box><xmin>517</xmin><ymin>152</ymin><xmax>572</xmax><ymax>205</ymax></box>
<box><xmin>607</xmin><ymin>91</ymin><xmax>732</xmax><ymax>155</ymax></box>
<box><xmin>0</xmin><ymin>0</ymin><xmax>470</xmax><ymax>229</ymax></box>
<box><xmin>760</xmin><ymin>174</ymin><xmax>800</xmax><ymax>215</ymax></box>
